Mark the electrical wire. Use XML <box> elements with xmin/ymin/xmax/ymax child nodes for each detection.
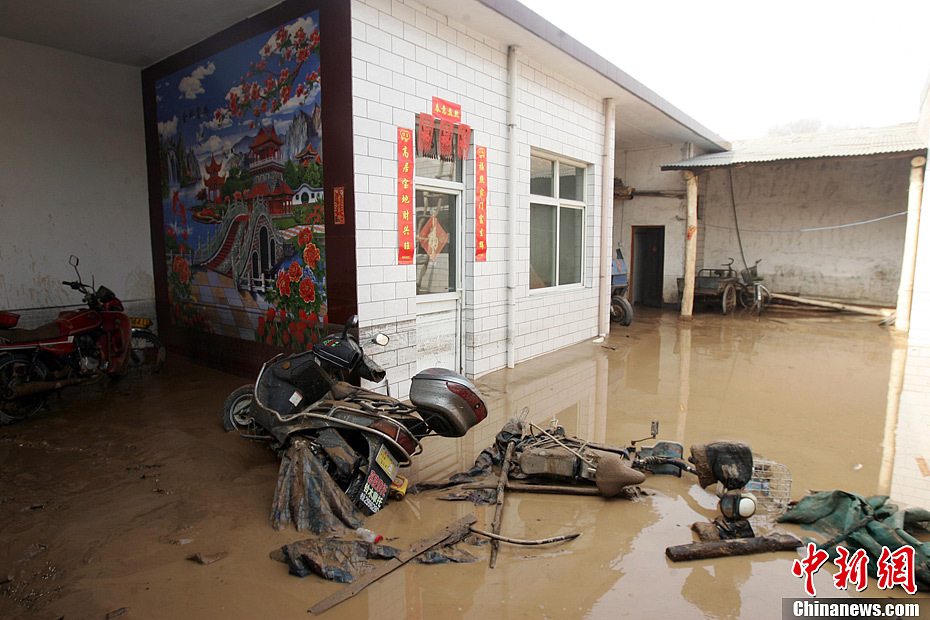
<box><xmin>729</xmin><ymin>168</ymin><xmax>750</xmax><ymax>274</ymax></box>
<box><xmin>704</xmin><ymin>211</ymin><xmax>906</xmax><ymax>234</ymax></box>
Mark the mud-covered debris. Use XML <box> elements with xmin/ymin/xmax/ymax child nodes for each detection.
<box><xmin>270</xmin><ymin>439</ymin><xmax>363</xmax><ymax>533</ymax></box>
<box><xmin>273</xmin><ymin>535</ymin><xmax>477</xmax><ymax>583</ymax></box>
<box><xmin>186</xmin><ymin>551</ymin><xmax>228</xmax><ymax>565</ymax></box>
<box><xmin>105</xmin><ymin>607</ymin><xmax>129</xmax><ymax>619</ymax></box>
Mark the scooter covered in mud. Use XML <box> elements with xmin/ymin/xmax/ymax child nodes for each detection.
<box><xmin>0</xmin><ymin>256</ymin><xmax>165</xmax><ymax>425</ymax></box>
<box><xmin>222</xmin><ymin>315</ymin><xmax>488</xmax><ymax>527</ymax></box>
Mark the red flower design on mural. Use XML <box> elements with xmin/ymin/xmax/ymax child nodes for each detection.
<box><xmin>172</xmin><ymin>256</ymin><xmax>191</xmax><ymax>284</ymax></box>
<box><xmin>213</xmin><ymin>20</ymin><xmax>321</xmax><ymax>124</ymax></box>
<box><xmin>276</xmin><ymin>270</ymin><xmax>291</xmax><ymax>297</ymax></box>
<box><xmin>299</xmin><ymin>278</ymin><xmax>316</xmax><ymax>304</ymax></box>
<box><xmin>288</xmin><ymin>261</ymin><xmax>302</xmax><ymax>282</ymax></box>
<box><xmin>303</xmin><ymin>242</ymin><xmax>320</xmax><ymax>269</ymax></box>
<box><xmin>298</xmin><ymin>227</ymin><xmax>313</xmax><ymax>246</ymax></box>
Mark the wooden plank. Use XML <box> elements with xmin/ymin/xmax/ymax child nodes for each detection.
<box><xmin>770</xmin><ymin>292</ymin><xmax>893</xmax><ymax>317</ymax></box>
<box><xmin>309</xmin><ymin>515</ymin><xmax>477</xmax><ymax>615</ymax></box>
<box><xmin>489</xmin><ymin>440</ymin><xmax>516</xmax><ymax>568</ymax></box>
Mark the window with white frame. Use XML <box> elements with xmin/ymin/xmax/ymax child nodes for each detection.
<box><xmin>414</xmin><ymin>114</ymin><xmax>464</xmax><ymax>295</ymax></box>
<box><xmin>529</xmin><ymin>153</ymin><xmax>586</xmax><ymax>289</ymax></box>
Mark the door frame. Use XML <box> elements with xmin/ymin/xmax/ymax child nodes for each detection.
<box><xmin>631</xmin><ymin>225</ymin><xmax>666</xmax><ymax>308</ymax></box>
<box><xmin>413</xmin><ymin>183</ymin><xmax>465</xmax><ymax>373</ymax></box>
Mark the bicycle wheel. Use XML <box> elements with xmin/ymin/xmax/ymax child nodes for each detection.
<box><xmin>738</xmin><ymin>285</ymin><xmax>754</xmax><ymax>309</ymax></box>
<box><xmin>721</xmin><ymin>284</ymin><xmax>737</xmax><ymax>315</ymax></box>
<box><xmin>754</xmin><ymin>285</ymin><xmax>772</xmax><ymax>316</ymax></box>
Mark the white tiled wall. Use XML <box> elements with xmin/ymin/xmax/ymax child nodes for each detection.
<box><xmin>893</xmin><ymin>159</ymin><xmax>930</xmax><ymax>509</ymax></box>
<box><xmin>352</xmin><ymin>0</ymin><xmax>607</xmax><ymax>397</ymax></box>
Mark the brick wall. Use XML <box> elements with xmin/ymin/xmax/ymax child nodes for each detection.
<box><xmin>351</xmin><ymin>0</ymin><xmax>608</xmax><ymax>397</ymax></box>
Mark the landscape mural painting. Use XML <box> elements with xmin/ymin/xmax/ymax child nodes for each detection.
<box><xmin>155</xmin><ymin>9</ymin><xmax>328</xmax><ymax>350</ymax></box>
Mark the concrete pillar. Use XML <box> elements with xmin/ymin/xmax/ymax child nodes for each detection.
<box><xmin>895</xmin><ymin>156</ymin><xmax>926</xmax><ymax>331</ymax></box>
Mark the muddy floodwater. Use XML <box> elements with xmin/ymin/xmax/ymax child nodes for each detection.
<box><xmin>2</xmin><ymin>307</ymin><xmax>928</xmax><ymax>619</ymax></box>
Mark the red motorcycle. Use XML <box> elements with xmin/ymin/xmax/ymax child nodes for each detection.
<box><xmin>0</xmin><ymin>256</ymin><xmax>165</xmax><ymax>425</ymax></box>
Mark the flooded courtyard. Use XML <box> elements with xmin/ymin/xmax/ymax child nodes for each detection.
<box><xmin>1</xmin><ymin>306</ymin><xmax>928</xmax><ymax>619</ymax></box>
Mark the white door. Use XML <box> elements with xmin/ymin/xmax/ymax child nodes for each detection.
<box><xmin>414</xmin><ymin>188</ymin><xmax>462</xmax><ymax>372</ymax></box>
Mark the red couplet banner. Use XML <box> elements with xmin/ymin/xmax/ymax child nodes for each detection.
<box><xmin>397</xmin><ymin>128</ymin><xmax>415</xmax><ymax>265</ymax></box>
<box><xmin>431</xmin><ymin>96</ymin><xmax>462</xmax><ymax>123</ymax></box>
<box><xmin>475</xmin><ymin>146</ymin><xmax>488</xmax><ymax>262</ymax></box>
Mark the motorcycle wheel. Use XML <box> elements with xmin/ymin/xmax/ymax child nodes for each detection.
<box><xmin>222</xmin><ymin>384</ymin><xmax>256</xmax><ymax>432</ymax></box>
<box><xmin>0</xmin><ymin>353</ymin><xmax>49</xmax><ymax>425</ymax></box>
<box><xmin>129</xmin><ymin>330</ymin><xmax>166</xmax><ymax>374</ymax></box>
<box><xmin>610</xmin><ymin>296</ymin><xmax>633</xmax><ymax>326</ymax></box>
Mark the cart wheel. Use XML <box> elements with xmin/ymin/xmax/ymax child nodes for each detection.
<box><xmin>610</xmin><ymin>296</ymin><xmax>633</xmax><ymax>326</ymax></box>
<box><xmin>722</xmin><ymin>284</ymin><xmax>737</xmax><ymax>315</ymax></box>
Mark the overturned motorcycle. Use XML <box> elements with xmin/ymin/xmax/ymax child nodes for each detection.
<box><xmin>0</xmin><ymin>256</ymin><xmax>165</xmax><ymax>425</ymax></box>
<box><xmin>222</xmin><ymin>315</ymin><xmax>488</xmax><ymax>532</ymax></box>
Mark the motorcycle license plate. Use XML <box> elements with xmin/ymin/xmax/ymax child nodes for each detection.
<box><xmin>358</xmin><ymin>444</ymin><xmax>398</xmax><ymax>515</ymax></box>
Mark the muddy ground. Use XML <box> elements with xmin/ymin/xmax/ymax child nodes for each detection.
<box><xmin>1</xmin><ymin>306</ymin><xmax>928</xmax><ymax>619</ymax></box>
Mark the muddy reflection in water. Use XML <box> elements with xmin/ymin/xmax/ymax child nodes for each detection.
<box><xmin>1</xmin><ymin>307</ymin><xmax>927</xmax><ymax>619</ymax></box>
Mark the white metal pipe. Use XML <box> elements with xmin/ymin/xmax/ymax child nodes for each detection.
<box><xmin>506</xmin><ymin>45</ymin><xmax>519</xmax><ymax>368</ymax></box>
<box><xmin>598</xmin><ymin>99</ymin><xmax>615</xmax><ymax>336</ymax></box>
<box><xmin>894</xmin><ymin>155</ymin><xmax>926</xmax><ymax>331</ymax></box>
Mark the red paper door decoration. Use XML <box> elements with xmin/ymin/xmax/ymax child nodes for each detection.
<box><xmin>416</xmin><ymin>113</ymin><xmax>434</xmax><ymax>156</ymax></box>
<box><xmin>438</xmin><ymin>119</ymin><xmax>454</xmax><ymax>160</ymax></box>
<box><xmin>334</xmin><ymin>186</ymin><xmax>345</xmax><ymax>225</ymax></box>
<box><xmin>417</xmin><ymin>214</ymin><xmax>449</xmax><ymax>262</ymax></box>
<box><xmin>475</xmin><ymin>146</ymin><xmax>488</xmax><ymax>262</ymax></box>
<box><xmin>397</xmin><ymin>127</ymin><xmax>415</xmax><ymax>265</ymax></box>
<box><xmin>456</xmin><ymin>124</ymin><xmax>471</xmax><ymax>161</ymax></box>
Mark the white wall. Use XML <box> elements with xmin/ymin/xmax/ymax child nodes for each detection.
<box><xmin>891</xmin><ymin>93</ymin><xmax>930</xmax><ymax>509</ymax></box>
<box><xmin>351</xmin><ymin>0</ymin><xmax>608</xmax><ymax>396</ymax></box>
<box><xmin>701</xmin><ymin>158</ymin><xmax>909</xmax><ymax>304</ymax></box>
<box><xmin>0</xmin><ymin>37</ymin><xmax>154</xmax><ymax>327</ymax></box>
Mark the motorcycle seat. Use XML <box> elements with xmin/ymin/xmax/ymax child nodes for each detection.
<box><xmin>0</xmin><ymin>322</ymin><xmax>62</xmax><ymax>344</ymax></box>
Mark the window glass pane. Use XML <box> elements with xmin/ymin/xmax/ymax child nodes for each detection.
<box><xmin>530</xmin><ymin>155</ymin><xmax>554</xmax><ymax>197</ymax></box>
<box><xmin>415</xmin><ymin>190</ymin><xmax>457</xmax><ymax>294</ymax></box>
<box><xmin>530</xmin><ymin>203</ymin><xmax>556</xmax><ymax>289</ymax></box>
<box><xmin>559</xmin><ymin>163</ymin><xmax>584</xmax><ymax>201</ymax></box>
<box><xmin>558</xmin><ymin>207</ymin><xmax>583</xmax><ymax>285</ymax></box>
<box><xmin>415</xmin><ymin>116</ymin><xmax>462</xmax><ymax>182</ymax></box>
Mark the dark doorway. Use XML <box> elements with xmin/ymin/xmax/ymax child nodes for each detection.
<box><xmin>632</xmin><ymin>226</ymin><xmax>665</xmax><ymax>308</ymax></box>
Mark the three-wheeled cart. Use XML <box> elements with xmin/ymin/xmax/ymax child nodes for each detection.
<box><xmin>677</xmin><ymin>267</ymin><xmax>738</xmax><ymax>315</ymax></box>
<box><xmin>610</xmin><ymin>248</ymin><xmax>633</xmax><ymax>326</ymax></box>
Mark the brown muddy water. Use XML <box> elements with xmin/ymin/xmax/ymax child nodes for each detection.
<box><xmin>2</xmin><ymin>307</ymin><xmax>928</xmax><ymax>619</ymax></box>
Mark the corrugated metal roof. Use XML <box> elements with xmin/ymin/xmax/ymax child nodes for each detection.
<box><xmin>662</xmin><ymin>123</ymin><xmax>926</xmax><ymax>170</ymax></box>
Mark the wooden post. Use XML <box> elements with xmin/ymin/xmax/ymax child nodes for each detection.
<box><xmin>665</xmin><ymin>533</ymin><xmax>802</xmax><ymax>562</ymax></box>
<box><xmin>489</xmin><ymin>440</ymin><xmax>516</xmax><ymax>568</ymax></box>
<box><xmin>895</xmin><ymin>155</ymin><xmax>926</xmax><ymax>331</ymax></box>
<box><xmin>680</xmin><ymin>171</ymin><xmax>699</xmax><ymax>319</ymax></box>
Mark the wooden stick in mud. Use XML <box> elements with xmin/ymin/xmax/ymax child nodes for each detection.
<box><xmin>459</xmin><ymin>480</ymin><xmax>602</xmax><ymax>496</ymax></box>
<box><xmin>309</xmin><ymin>515</ymin><xmax>477</xmax><ymax>615</ymax></box>
<box><xmin>665</xmin><ymin>533</ymin><xmax>802</xmax><ymax>562</ymax></box>
<box><xmin>469</xmin><ymin>526</ymin><xmax>581</xmax><ymax>546</ymax></box>
<box><xmin>769</xmin><ymin>292</ymin><xmax>893</xmax><ymax>317</ymax></box>
<box><xmin>489</xmin><ymin>440</ymin><xmax>516</xmax><ymax>569</ymax></box>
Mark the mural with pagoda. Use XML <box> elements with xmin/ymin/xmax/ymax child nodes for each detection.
<box><xmin>154</xmin><ymin>10</ymin><xmax>328</xmax><ymax>350</ymax></box>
